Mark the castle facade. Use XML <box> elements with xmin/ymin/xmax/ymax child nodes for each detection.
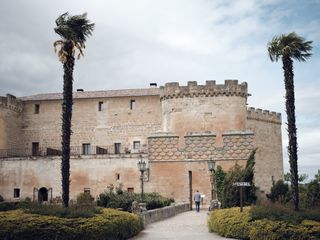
<box><xmin>0</xmin><ymin>80</ymin><xmax>283</xmax><ymax>204</ymax></box>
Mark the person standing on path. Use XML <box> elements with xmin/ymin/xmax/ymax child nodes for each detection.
<box><xmin>194</xmin><ymin>190</ymin><xmax>201</xmax><ymax>212</ymax></box>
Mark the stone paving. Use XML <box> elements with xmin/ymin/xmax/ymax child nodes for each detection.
<box><xmin>130</xmin><ymin>210</ymin><xmax>235</xmax><ymax>240</ymax></box>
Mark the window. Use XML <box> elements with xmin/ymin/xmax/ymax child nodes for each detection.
<box><xmin>116</xmin><ymin>173</ymin><xmax>120</xmax><ymax>180</ymax></box>
<box><xmin>127</xmin><ymin>188</ymin><xmax>134</xmax><ymax>193</ymax></box>
<box><xmin>114</xmin><ymin>143</ymin><xmax>121</xmax><ymax>154</ymax></box>
<box><xmin>34</xmin><ymin>104</ymin><xmax>40</xmax><ymax>114</ymax></box>
<box><xmin>133</xmin><ymin>141</ymin><xmax>140</xmax><ymax>151</ymax></box>
<box><xmin>98</xmin><ymin>101</ymin><xmax>103</xmax><ymax>111</ymax></box>
<box><xmin>82</xmin><ymin>143</ymin><xmax>91</xmax><ymax>155</ymax></box>
<box><xmin>32</xmin><ymin>142</ymin><xmax>39</xmax><ymax>156</ymax></box>
<box><xmin>84</xmin><ymin>188</ymin><xmax>90</xmax><ymax>194</ymax></box>
<box><xmin>130</xmin><ymin>99</ymin><xmax>136</xmax><ymax>110</ymax></box>
<box><xmin>14</xmin><ymin>188</ymin><xmax>20</xmax><ymax>198</ymax></box>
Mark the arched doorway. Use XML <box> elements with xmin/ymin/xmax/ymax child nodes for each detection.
<box><xmin>38</xmin><ymin>187</ymin><xmax>48</xmax><ymax>203</ymax></box>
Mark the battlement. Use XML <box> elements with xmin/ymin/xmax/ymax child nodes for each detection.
<box><xmin>160</xmin><ymin>80</ymin><xmax>248</xmax><ymax>100</ymax></box>
<box><xmin>247</xmin><ymin>107</ymin><xmax>281</xmax><ymax>124</ymax></box>
<box><xmin>0</xmin><ymin>94</ymin><xmax>23</xmax><ymax>113</ymax></box>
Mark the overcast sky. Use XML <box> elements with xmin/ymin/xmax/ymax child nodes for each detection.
<box><xmin>0</xmin><ymin>0</ymin><xmax>319</xmax><ymax>179</ymax></box>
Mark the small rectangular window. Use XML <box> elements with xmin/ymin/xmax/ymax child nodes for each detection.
<box><xmin>130</xmin><ymin>99</ymin><xmax>136</xmax><ymax>110</ymax></box>
<box><xmin>114</xmin><ymin>143</ymin><xmax>121</xmax><ymax>154</ymax></box>
<box><xmin>116</xmin><ymin>173</ymin><xmax>120</xmax><ymax>180</ymax></box>
<box><xmin>82</xmin><ymin>143</ymin><xmax>91</xmax><ymax>155</ymax></box>
<box><xmin>32</xmin><ymin>142</ymin><xmax>39</xmax><ymax>156</ymax></box>
<box><xmin>133</xmin><ymin>141</ymin><xmax>141</xmax><ymax>150</ymax></box>
<box><xmin>98</xmin><ymin>101</ymin><xmax>103</xmax><ymax>111</ymax></box>
<box><xmin>14</xmin><ymin>188</ymin><xmax>20</xmax><ymax>198</ymax></box>
<box><xmin>127</xmin><ymin>188</ymin><xmax>134</xmax><ymax>193</ymax></box>
<box><xmin>34</xmin><ymin>104</ymin><xmax>40</xmax><ymax>114</ymax></box>
<box><xmin>84</xmin><ymin>188</ymin><xmax>90</xmax><ymax>194</ymax></box>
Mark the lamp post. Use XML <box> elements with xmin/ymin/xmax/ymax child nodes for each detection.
<box><xmin>207</xmin><ymin>159</ymin><xmax>216</xmax><ymax>202</ymax></box>
<box><xmin>137</xmin><ymin>158</ymin><xmax>147</xmax><ymax>202</ymax></box>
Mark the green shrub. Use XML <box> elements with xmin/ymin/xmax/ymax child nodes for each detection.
<box><xmin>266</xmin><ymin>180</ymin><xmax>290</xmax><ymax>204</ymax></box>
<box><xmin>97</xmin><ymin>188</ymin><xmax>173</xmax><ymax>211</ymax></box>
<box><xmin>305</xmin><ymin>180</ymin><xmax>320</xmax><ymax>208</ymax></box>
<box><xmin>0</xmin><ymin>199</ymin><xmax>33</xmax><ymax>212</ymax></box>
<box><xmin>251</xmin><ymin>204</ymin><xmax>320</xmax><ymax>224</ymax></box>
<box><xmin>251</xmin><ymin>204</ymin><xmax>302</xmax><ymax>224</ymax></box>
<box><xmin>25</xmin><ymin>204</ymin><xmax>102</xmax><ymax>218</ymax></box>
<box><xmin>76</xmin><ymin>192</ymin><xmax>94</xmax><ymax>206</ymax></box>
<box><xmin>220</xmin><ymin>150</ymin><xmax>257</xmax><ymax>208</ymax></box>
<box><xmin>0</xmin><ymin>195</ymin><xmax>4</xmax><ymax>202</ymax></box>
<box><xmin>208</xmin><ymin>206</ymin><xmax>320</xmax><ymax>240</ymax></box>
<box><xmin>0</xmin><ymin>208</ymin><xmax>143</xmax><ymax>240</ymax></box>
<box><xmin>208</xmin><ymin>207</ymin><xmax>251</xmax><ymax>239</ymax></box>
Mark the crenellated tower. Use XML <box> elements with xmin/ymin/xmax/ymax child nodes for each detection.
<box><xmin>160</xmin><ymin>80</ymin><xmax>249</xmax><ymax>146</ymax></box>
<box><xmin>0</xmin><ymin>94</ymin><xmax>23</xmax><ymax>152</ymax></box>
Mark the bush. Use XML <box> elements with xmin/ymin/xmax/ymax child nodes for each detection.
<box><xmin>0</xmin><ymin>195</ymin><xmax>4</xmax><ymax>202</ymax></box>
<box><xmin>251</xmin><ymin>204</ymin><xmax>302</xmax><ymax>224</ymax></box>
<box><xmin>266</xmin><ymin>180</ymin><xmax>290</xmax><ymax>204</ymax></box>
<box><xmin>77</xmin><ymin>192</ymin><xmax>95</xmax><ymax>206</ymax></box>
<box><xmin>208</xmin><ymin>206</ymin><xmax>320</xmax><ymax>240</ymax></box>
<box><xmin>0</xmin><ymin>199</ymin><xmax>33</xmax><ymax>212</ymax></box>
<box><xmin>97</xmin><ymin>188</ymin><xmax>173</xmax><ymax>211</ymax></box>
<box><xmin>305</xmin><ymin>180</ymin><xmax>320</xmax><ymax>208</ymax></box>
<box><xmin>220</xmin><ymin>150</ymin><xmax>257</xmax><ymax>208</ymax></box>
<box><xmin>144</xmin><ymin>192</ymin><xmax>174</xmax><ymax>210</ymax></box>
<box><xmin>208</xmin><ymin>207</ymin><xmax>251</xmax><ymax>239</ymax></box>
<box><xmin>0</xmin><ymin>208</ymin><xmax>143</xmax><ymax>240</ymax></box>
<box><xmin>26</xmin><ymin>204</ymin><xmax>102</xmax><ymax>218</ymax></box>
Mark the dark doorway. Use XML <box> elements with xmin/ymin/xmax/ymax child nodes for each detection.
<box><xmin>32</xmin><ymin>142</ymin><xmax>39</xmax><ymax>156</ymax></box>
<box><xmin>38</xmin><ymin>187</ymin><xmax>48</xmax><ymax>203</ymax></box>
<box><xmin>189</xmin><ymin>171</ymin><xmax>193</xmax><ymax>210</ymax></box>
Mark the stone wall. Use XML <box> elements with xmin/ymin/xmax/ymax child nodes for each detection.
<box><xmin>146</xmin><ymin>131</ymin><xmax>254</xmax><ymax>202</ymax></box>
<box><xmin>20</xmin><ymin>95</ymin><xmax>162</xmax><ymax>153</ymax></box>
<box><xmin>246</xmin><ymin>107</ymin><xmax>283</xmax><ymax>193</ymax></box>
<box><xmin>141</xmin><ymin>202</ymin><xmax>190</xmax><ymax>226</ymax></box>
<box><xmin>0</xmin><ymin>154</ymin><xmax>146</xmax><ymax>201</ymax></box>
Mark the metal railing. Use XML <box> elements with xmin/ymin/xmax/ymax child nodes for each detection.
<box><xmin>0</xmin><ymin>145</ymin><xmax>147</xmax><ymax>158</ymax></box>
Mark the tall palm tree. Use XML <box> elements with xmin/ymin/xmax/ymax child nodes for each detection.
<box><xmin>54</xmin><ymin>12</ymin><xmax>94</xmax><ymax>207</ymax></box>
<box><xmin>268</xmin><ymin>32</ymin><xmax>312</xmax><ymax>211</ymax></box>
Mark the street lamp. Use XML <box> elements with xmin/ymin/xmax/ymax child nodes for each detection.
<box><xmin>137</xmin><ymin>158</ymin><xmax>147</xmax><ymax>202</ymax></box>
<box><xmin>207</xmin><ymin>159</ymin><xmax>216</xmax><ymax>202</ymax></box>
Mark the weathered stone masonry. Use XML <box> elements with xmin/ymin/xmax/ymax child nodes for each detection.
<box><xmin>0</xmin><ymin>80</ymin><xmax>283</xmax><ymax>204</ymax></box>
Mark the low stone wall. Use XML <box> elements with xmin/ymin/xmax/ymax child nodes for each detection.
<box><xmin>141</xmin><ymin>202</ymin><xmax>190</xmax><ymax>226</ymax></box>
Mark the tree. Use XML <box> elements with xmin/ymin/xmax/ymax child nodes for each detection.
<box><xmin>215</xmin><ymin>165</ymin><xmax>226</xmax><ymax>199</ymax></box>
<box><xmin>284</xmin><ymin>172</ymin><xmax>308</xmax><ymax>183</ymax></box>
<box><xmin>315</xmin><ymin>170</ymin><xmax>320</xmax><ymax>182</ymax></box>
<box><xmin>220</xmin><ymin>150</ymin><xmax>257</xmax><ymax>208</ymax></box>
<box><xmin>267</xmin><ymin>180</ymin><xmax>289</xmax><ymax>204</ymax></box>
<box><xmin>54</xmin><ymin>12</ymin><xmax>94</xmax><ymax>207</ymax></box>
<box><xmin>243</xmin><ymin>149</ymin><xmax>257</xmax><ymax>203</ymax></box>
<box><xmin>268</xmin><ymin>32</ymin><xmax>312</xmax><ymax>211</ymax></box>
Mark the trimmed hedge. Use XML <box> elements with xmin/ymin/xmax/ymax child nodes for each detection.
<box><xmin>0</xmin><ymin>208</ymin><xmax>143</xmax><ymax>240</ymax></box>
<box><xmin>97</xmin><ymin>191</ymin><xmax>174</xmax><ymax>211</ymax></box>
<box><xmin>208</xmin><ymin>207</ymin><xmax>320</xmax><ymax>240</ymax></box>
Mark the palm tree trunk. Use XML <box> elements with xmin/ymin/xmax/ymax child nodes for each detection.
<box><xmin>282</xmin><ymin>56</ymin><xmax>299</xmax><ymax>211</ymax></box>
<box><xmin>61</xmin><ymin>40</ymin><xmax>74</xmax><ymax>207</ymax></box>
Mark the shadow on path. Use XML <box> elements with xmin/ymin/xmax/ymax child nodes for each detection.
<box><xmin>130</xmin><ymin>210</ymin><xmax>235</xmax><ymax>240</ymax></box>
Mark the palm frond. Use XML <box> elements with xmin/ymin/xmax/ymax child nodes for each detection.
<box><xmin>267</xmin><ymin>32</ymin><xmax>313</xmax><ymax>62</ymax></box>
<box><xmin>54</xmin><ymin>12</ymin><xmax>95</xmax><ymax>44</ymax></box>
<box><xmin>53</xmin><ymin>12</ymin><xmax>94</xmax><ymax>62</ymax></box>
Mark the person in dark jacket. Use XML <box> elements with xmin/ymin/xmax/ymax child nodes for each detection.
<box><xmin>194</xmin><ymin>190</ymin><xmax>201</xmax><ymax>212</ymax></box>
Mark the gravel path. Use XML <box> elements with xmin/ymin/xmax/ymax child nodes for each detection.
<box><xmin>130</xmin><ymin>210</ymin><xmax>235</xmax><ymax>240</ymax></box>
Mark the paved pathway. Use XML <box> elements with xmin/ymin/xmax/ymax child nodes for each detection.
<box><xmin>130</xmin><ymin>210</ymin><xmax>235</xmax><ymax>240</ymax></box>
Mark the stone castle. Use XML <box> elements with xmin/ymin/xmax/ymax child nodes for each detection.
<box><xmin>0</xmin><ymin>80</ymin><xmax>283</xmax><ymax>204</ymax></box>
